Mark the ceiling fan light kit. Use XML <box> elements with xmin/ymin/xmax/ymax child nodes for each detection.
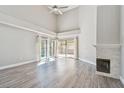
<box><xmin>48</xmin><ymin>5</ymin><xmax>69</xmax><ymax>15</ymax></box>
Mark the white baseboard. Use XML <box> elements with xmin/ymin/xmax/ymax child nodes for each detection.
<box><xmin>120</xmin><ymin>76</ymin><xmax>124</xmax><ymax>85</ymax></box>
<box><xmin>0</xmin><ymin>60</ymin><xmax>37</xmax><ymax>70</ymax></box>
<box><xmin>79</xmin><ymin>58</ymin><xmax>96</xmax><ymax>65</ymax></box>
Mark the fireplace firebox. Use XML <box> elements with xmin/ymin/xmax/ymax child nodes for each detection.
<box><xmin>97</xmin><ymin>58</ymin><xmax>110</xmax><ymax>73</ymax></box>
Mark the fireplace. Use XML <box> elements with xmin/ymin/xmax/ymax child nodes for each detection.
<box><xmin>97</xmin><ymin>58</ymin><xmax>110</xmax><ymax>73</ymax></box>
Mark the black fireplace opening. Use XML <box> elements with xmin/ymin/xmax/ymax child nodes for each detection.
<box><xmin>97</xmin><ymin>58</ymin><xmax>110</xmax><ymax>73</ymax></box>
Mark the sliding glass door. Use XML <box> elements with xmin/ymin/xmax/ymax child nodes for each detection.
<box><xmin>66</xmin><ymin>39</ymin><xmax>75</xmax><ymax>58</ymax></box>
<box><xmin>41</xmin><ymin>39</ymin><xmax>47</xmax><ymax>62</ymax></box>
<box><xmin>57</xmin><ymin>39</ymin><xmax>76</xmax><ymax>58</ymax></box>
<box><xmin>58</xmin><ymin>40</ymin><xmax>66</xmax><ymax>57</ymax></box>
<box><xmin>40</xmin><ymin>38</ymin><xmax>56</xmax><ymax>63</ymax></box>
<box><xmin>49</xmin><ymin>40</ymin><xmax>56</xmax><ymax>61</ymax></box>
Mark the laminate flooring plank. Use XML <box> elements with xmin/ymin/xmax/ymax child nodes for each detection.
<box><xmin>0</xmin><ymin>58</ymin><xmax>123</xmax><ymax>88</ymax></box>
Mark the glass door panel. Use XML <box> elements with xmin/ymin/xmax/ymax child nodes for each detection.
<box><xmin>57</xmin><ymin>39</ymin><xmax>76</xmax><ymax>58</ymax></box>
<box><xmin>66</xmin><ymin>39</ymin><xmax>75</xmax><ymax>58</ymax></box>
<box><xmin>41</xmin><ymin>39</ymin><xmax>47</xmax><ymax>62</ymax></box>
<box><xmin>58</xmin><ymin>40</ymin><xmax>66</xmax><ymax>57</ymax></box>
<box><xmin>49</xmin><ymin>40</ymin><xmax>55</xmax><ymax>61</ymax></box>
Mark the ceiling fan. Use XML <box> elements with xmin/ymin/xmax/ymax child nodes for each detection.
<box><xmin>48</xmin><ymin>5</ymin><xmax>69</xmax><ymax>15</ymax></box>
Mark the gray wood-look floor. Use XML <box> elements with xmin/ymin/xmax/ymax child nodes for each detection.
<box><xmin>0</xmin><ymin>58</ymin><xmax>123</xmax><ymax>88</ymax></box>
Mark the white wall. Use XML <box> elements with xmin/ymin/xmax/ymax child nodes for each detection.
<box><xmin>57</xmin><ymin>7</ymin><xmax>79</xmax><ymax>32</ymax></box>
<box><xmin>0</xmin><ymin>5</ymin><xmax>57</xmax><ymax>32</ymax></box>
<box><xmin>120</xmin><ymin>6</ymin><xmax>124</xmax><ymax>79</ymax></box>
<box><xmin>0</xmin><ymin>5</ymin><xmax>57</xmax><ymax>68</ymax></box>
<box><xmin>0</xmin><ymin>24</ymin><xmax>37</xmax><ymax>67</ymax></box>
<box><xmin>97</xmin><ymin>6</ymin><xmax>120</xmax><ymax>44</ymax></box>
<box><xmin>78</xmin><ymin>6</ymin><xmax>97</xmax><ymax>64</ymax></box>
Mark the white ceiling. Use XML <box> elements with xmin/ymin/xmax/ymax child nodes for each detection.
<box><xmin>47</xmin><ymin>5</ymin><xmax>79</xmax><ymax>14</ymax></box>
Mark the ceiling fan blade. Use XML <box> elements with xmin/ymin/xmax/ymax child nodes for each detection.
<box><xmin>59</xmin><ymin>6</ymin><xmax>68</xmax><ymax>9</ymax></box>
<box><xmin>49</xmin><ymin>10</ymin><xmax>55</xmax><ymax>13</ymax></box>
<box><xmin>58</xmin><ymin>10</ymin><xmax>63</xmax><ymax>15</ymax></box>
